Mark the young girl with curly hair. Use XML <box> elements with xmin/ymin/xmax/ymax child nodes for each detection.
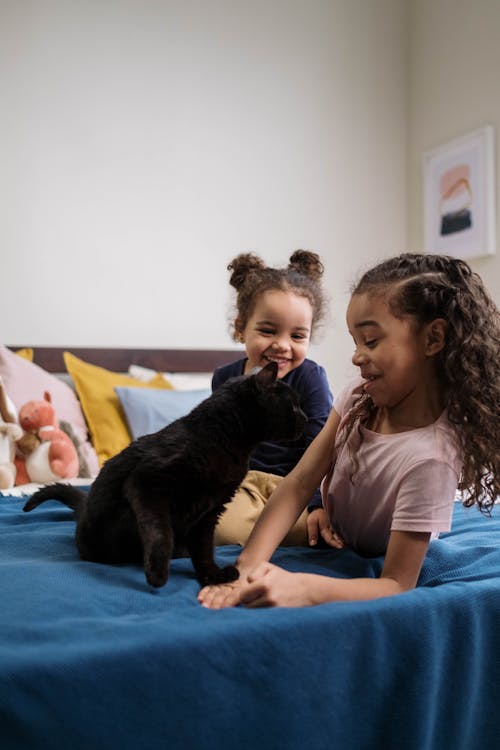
<box><xmin>213</xmin><ymin>250</ymin><xmax>333</xmax><ymax>546</ymax></box>
<box><xmin>200</xmin><ymin>252</ymin><xmax>500</xmax><ymax>608</ymax></box>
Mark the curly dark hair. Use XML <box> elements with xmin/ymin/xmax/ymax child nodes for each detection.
<box><xmin>227</xmin><ymin>250</ymin><xmax>327</xmax><ymax>341</ymax></box>
<box><xmin>340</xmin><ymin>252</ymin><xmax>500</xmax><ymax>514</ymax></box>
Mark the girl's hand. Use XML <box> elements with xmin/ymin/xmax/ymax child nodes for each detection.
<box><xmin>198</xmin><ymin>578</ymin><xmax>245</xmax><ymax>609</ymax></box>
<box><xmin>307</xmin><ymin>507</ymin><xmax>344</xmax><ymax>548</ymax></box>
<box><xmin>239</xmin><ymin>562</ymin><xmax>313</xmax><ymax>608</ymax></box>
<box><xmin>198</xmin><ymin>563</ymin><xmax>312</xmax><ymax>609</ymax></box>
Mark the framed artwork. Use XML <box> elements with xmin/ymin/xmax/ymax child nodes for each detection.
<box><xmin>423</xmin><ymin>126</ymin><xmax>496</xmax><ymax>259</ymax></box>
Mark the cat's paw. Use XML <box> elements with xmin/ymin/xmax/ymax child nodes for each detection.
<box><xmin>146</xmin><ymin>568</ymin><xmax>169</xmax><ymax>588</ymax></box>
<box><xmin>144</xmin><ymin>548</ymin><xmax>170</xmax><ymax>588</ymax></box>
<box><xmin>214</xmin><ymin>565</ymin><xmax>239</xmax><ymax>584</ymax></box>
<box><xmin>197</xmin><ymin>564</ymin><xmax>239</xmax><ymax>586</ymax></box>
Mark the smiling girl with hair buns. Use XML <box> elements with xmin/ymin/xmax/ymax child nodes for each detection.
<box><xmin>213</xmin><ymin>249</ymin><xmax>333</xmax><ymax>547</ymax></box>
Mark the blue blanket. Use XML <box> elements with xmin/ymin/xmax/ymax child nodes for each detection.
<box><xmin>1</xmin><ymin>495</ymin><xmax>499</xmax><ymax>750</ymax></box>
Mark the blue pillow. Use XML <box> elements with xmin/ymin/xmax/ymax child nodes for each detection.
<box><xmin>115</xmin><ymin>387</ymin><xmax>211</xmax><ymax>440</ymax></box>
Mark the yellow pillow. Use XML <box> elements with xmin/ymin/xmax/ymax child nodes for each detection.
<box><xmin>15</xmin><ymin>348</ymin><xmax>34</xmax><ymax>361</ymax></box>
<box><xmin>63</xmin><ymin>351</ymin><xmax>173</xmax><ymax>466</ymax></box>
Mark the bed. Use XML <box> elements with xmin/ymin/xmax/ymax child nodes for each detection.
<box><xmin>1</xmin><ymin>346</ymin><xmax>499</xmax><ymax>750</ymax></box>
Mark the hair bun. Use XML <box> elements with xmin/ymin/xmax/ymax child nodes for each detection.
<box><xmin>227</xmin><ymin>253</ymin><xmax>266</xmax><ymax>290</ymax></box>
<box><xmin>288</xmin><ymin>250</ymin><xmax>324</xmax><ymax>281</ymax></box>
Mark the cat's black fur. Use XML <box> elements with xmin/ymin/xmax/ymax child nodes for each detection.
<box><xmin>23</xmin><ymin>362</ymin><xmax>306</xmax><ymax>589</ymax></box>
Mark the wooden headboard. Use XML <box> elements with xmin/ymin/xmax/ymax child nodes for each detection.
<box><xmin>8</xmin><ymin>347</ymin><xmax>243</xmax><ymax>374</ymax></box>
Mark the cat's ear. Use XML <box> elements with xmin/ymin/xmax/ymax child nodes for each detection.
<box><xmin>254</xmin><ymin>361</ymin><xmax>278</xmax><ymax>388</ymax></box>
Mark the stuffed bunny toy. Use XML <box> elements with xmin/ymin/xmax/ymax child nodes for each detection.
<box><xmin>0</xmin><ymin>376</ymin><xmax>23</xmax><ymax>489</ymax></box>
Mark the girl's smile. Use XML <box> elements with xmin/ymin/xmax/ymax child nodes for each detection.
<box><xmin>262</xmin><ymin>352</ymin><xmax>292</xmax><ymax>371</ymax></box>
<box><xmin>239</xmin><ymin>289</ymin><xmax>312</xmax><ymax>379</ymax></box>
<box><xmin>360</xmin><ymin>374</ymin><xmax>381</xmax><ymax>395</ymax></box>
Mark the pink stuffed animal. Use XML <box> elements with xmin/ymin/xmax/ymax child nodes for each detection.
<box><xmin>15</xmin><ymin>392</ymin><xmax>79</xmax><ymax>485</ymax></box>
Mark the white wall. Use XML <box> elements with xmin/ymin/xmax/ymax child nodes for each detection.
<box><xmin>0</xmin><ymin>0</ymin><xmax>408</xmax><ymax>392</ymax></box>
<box><xmin>408</xmin><ymin>0</ymin><xmax>500</xmax><ymax>303</ymax></box>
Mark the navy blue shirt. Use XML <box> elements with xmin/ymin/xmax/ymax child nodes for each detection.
<box><xmin>212</xmin><ymin>358</ymin><xmax>333</xmax><ymax>508</ymax></box>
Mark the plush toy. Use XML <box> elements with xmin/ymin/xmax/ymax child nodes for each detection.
<box><xmin>15</xmin><ymin>391</ymin><xmax>80</xmax><ymax>485</ymax></box>
<box><xmin>0</xmin><ymin>376</ymin><xmax>23</xmax><ymax>489</ymax></box>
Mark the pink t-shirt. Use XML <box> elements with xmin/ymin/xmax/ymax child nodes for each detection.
<box><xmin>321</xmin><ymin>379</ymin><xmax>463</xmax><ymax>557</ymax></box>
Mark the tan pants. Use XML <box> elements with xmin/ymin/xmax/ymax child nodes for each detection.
<box><xmin>214</xmin><ymin>469</ymin><xmax>308</xmax><ymax>547</ymax></box>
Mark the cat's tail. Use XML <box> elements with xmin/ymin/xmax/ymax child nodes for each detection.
<box><xmin>23</xmin><ymin>482</ymin><xmax>86</xmax><ymax>515</ymax></box>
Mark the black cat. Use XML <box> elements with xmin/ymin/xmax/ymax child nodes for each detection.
<box><xmin>23</xmin><ymin>362</ymin><xmax>306</xmax><ymax>588</ymax></box>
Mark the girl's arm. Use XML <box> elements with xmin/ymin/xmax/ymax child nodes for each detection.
<box><xmin>198</xmin><ymin>407</ymin><xmax>342</xmax><ymax>607</ymax></box>
<box><xmin>235</xmin><ymin>529</ymin><xmax>431</xmax><ymax>607</ymax></box>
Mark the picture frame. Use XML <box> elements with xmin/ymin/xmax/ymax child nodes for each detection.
<box><xmin>423</xmin><ymin>126</ymin><xmax>496</xmax><ymax>259</ymax></box>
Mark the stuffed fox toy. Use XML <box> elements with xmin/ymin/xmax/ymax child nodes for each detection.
<box><xmin>15</xmin><ymin>391</ymin><xmax>79</xmax><ymax>485</ymax></box>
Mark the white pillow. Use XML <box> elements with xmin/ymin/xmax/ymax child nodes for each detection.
<box><xmin>128</xmin><ymin>364</ymin><xmax>212</xmax><ymax>391</ymax></box>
